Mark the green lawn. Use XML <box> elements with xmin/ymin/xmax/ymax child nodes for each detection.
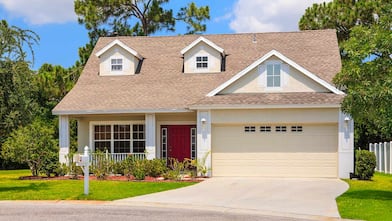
<box><xmin>0</xmin><ymin>170</ymin><xmax>196</xmax><ymax>201</ymax></box>
<box><xmin>337</xmin><ymin>172</ymin><xmax>392</xmax><ymax>221</ymax></box>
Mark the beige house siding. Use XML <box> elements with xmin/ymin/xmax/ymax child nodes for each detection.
<box><xmin>211</xmin><ymin>108</ymin><xmax>339</xmax><ymax>124</ymax></box>
<box><xmin>221</xmin><ymin>56</ymin><xmax>329</xmax><ymax>94</ymax></box>
<box><xmin>183</xmin><ymin>42</ymin><xmax>221</xmax><ymax>73</ymax></box>
<box><xmin>99</xmin><ymin>45</ymin><xmax>138</xmax><ymax>76</ymax></box>
<box><xmin>211</xmin><ymin>124</ymin><xmax>338</xmax><ymax>177</ymax></box>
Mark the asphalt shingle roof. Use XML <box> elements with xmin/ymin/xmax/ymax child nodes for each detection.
<box><xmin>53</xmin><ymin>29</ymin><xmax>342</xmax><ymax>115</ymax></box>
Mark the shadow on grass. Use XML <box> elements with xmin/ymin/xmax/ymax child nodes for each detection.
<box><xmin>342</xmin><ymin>190</ymin><xmax>392</xmax><ymax>201</ymax></box>
<box><xmin>0</xmin><ymin>182</ymin><xmax>49</xmax><ymax>192</ymax></box>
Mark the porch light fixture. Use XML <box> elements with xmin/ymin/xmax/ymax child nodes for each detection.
<box><xmin>201</xmin><ymin>118</ymin><xmax>207</xmax><ymax>124</ymax></box>
<box><xmin>344</xmin><ymin>116</ymin><xmax>350</xmax><ymax>128</ymax></box>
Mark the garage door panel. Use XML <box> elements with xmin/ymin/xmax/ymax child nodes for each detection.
<box><xmin>212</xmin><ymin>124</ymin><xmax>338</xmax><ymax>177</ymax></box>
<box><xmin>213</xmin><ymin>125</ymin><xmax>337</xmax><ymax>153</ymax></box>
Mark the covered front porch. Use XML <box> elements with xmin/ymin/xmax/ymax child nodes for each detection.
<box><xmin>58</xmin><ymin>111</ymin><xmax>212</xmax><ymax>175</ymax></box>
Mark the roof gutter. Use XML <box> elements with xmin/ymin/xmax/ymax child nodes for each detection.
<box><xmin>52</xmin><ymin>108</ymin><xmax>193</xmax><ymax>116</ymax></box>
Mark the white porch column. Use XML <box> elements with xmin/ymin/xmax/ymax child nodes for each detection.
<box><xmin>197</xmin><ymin>110</ymin><xmax>211</xmax><ymax>176</ymax></box>
<box><xmin>338</xmin><ymin>111</ymin><xmax>354</xmax><ymax>178</ymax></box>
<box><xmin>145</xmin><ymin>113</ymin><xmax>156</xmax><ymax>160</ymax></box>
<box><xmin>59</xmin><ymin>115</ymin><xmax>70</xmax><ymax>164</ymax></box>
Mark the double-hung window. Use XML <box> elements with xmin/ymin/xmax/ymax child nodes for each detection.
<box><xmin>93</xmin><ymin>123</ymin><xmax>145</xmax><ymax>153</ymax></box>
<box><xmin>196</xmin><ymin>56</ymin><xmax>208</xmax><ymax>69</ymax></box>
<box><xmin>111</xmin><ymin>58</ymin><xmax>123</xmax><ymax>71</ymax></box>
<box><xmin>266</xmin><ymin>63</ymin><xmax>281</xmax><ymax>87</ymax></box>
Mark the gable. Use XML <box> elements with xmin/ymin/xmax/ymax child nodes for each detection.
<box><xmin>221</xmin><ymin>56</ymin><xmax>329</xmax><ymax>94</ymax></box>
<box><xmin>98</xmin><ymin>44</ymin><xmax>139</xmax><ymax>76</ymax></box>
<box><xmin>183</xmin><ymin>41</ymin><xmax>222</xmax><ymax>73</ymax></box>
<box><xmin>208</xmin><ymin>50</ymin><xmax>344</xmax><ymax>96</ymax></box>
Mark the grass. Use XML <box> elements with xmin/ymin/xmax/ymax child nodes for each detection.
<box><xmin>337</xmin><ymin>172</ymin><xmax>392</xmax><ymax>221</ymax></box>
<box><xmin>0</xmin><ymin>170</ymin><xmax>196</xmax><ymax>201</ymax></box>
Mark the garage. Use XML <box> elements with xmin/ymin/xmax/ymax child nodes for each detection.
<box><xmin>211</xmin><ymin>124</ymin><xmax>338</xmax><ymax>178</ymax></box>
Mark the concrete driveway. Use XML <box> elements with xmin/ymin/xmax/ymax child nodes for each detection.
<box><xmin>114</xmin><ymin>177</ymin><xmax>349</xmax><ymax>220</ymax></box>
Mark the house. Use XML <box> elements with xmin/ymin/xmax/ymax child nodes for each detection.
<box><xmin>53</xmin><ymin>30</ymin><xmax>354</xmax><ymax>178</ymax></box>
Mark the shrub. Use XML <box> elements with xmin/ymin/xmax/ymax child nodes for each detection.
<box><xmin>132</xmin><ymin>159</ymin><xmax>146</xmax><ymax>180</ymax></box>
<box><xmin>165</xmin><ymin>158</ymin><xmax>192</xmax><ymax>180</ymax></box>
<box><xmin>355</xmin><ymin>150</ymin><xmax>376</xmax><ymax>180</ymax></box>
<box><xmin>91</xmin><ymin>150</ymin><xmax>113</xmax><ymax>180</ymax></box>
<box><xmin>1</xmin><ymin>120</ymin><xmax>58</xmax><ymax>177</ymax></box>
<box><xmin>145</xmin><ymin>159</ymin><xmax>167</xmax><ymax>177</ymax></box>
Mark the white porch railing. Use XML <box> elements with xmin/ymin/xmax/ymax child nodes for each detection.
<box><xmin>369</xmin><ymin>142</ymin><xmax>392</xmax><ymax>174</ymax></box>
<box><xmin>90</xmin><ymin>152</ymin><xmax>146</xmax><ymax>166</ymax></box>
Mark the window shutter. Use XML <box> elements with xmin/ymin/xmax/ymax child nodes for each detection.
<box><xmin>258</xmin><ymin>64</ymin><xmax>266</xmax><ymax>87</ymax></box>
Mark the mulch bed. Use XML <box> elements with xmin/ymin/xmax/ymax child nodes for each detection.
<box><xmin>19</xmin><ymin>175</ymin><xmax>206</xmax><ymax>182</ymax></box>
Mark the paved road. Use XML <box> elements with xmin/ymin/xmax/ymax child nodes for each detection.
<box><xmin>0</xmin><ymin>201</ymin><xmax>311</xmax><ymax>221</ymax></box>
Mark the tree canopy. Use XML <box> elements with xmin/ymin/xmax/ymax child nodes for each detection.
<box><xmin>0</xmin><ymin>19</ymin><xmax>39</xmax><ymax>63</ymax></box>
<box><xmin>1</xmin><ymin>120</ymin><xmax>58</xmax><ymax>176</ymax></box>
<box><xmin>334</xmin><ymin>2</ymin><xmax>392</xmax><ymax>145</ymax></box>
<box><xmin>74</xmin><ymin>0</ymin><xmax>210</xmax><ymax>66</ymax></box>
<box><xmin>74</xmin><ymin>0</ymin><xmax>210</xmax><ymax>36</ymax></box>
<box><xmin>299</xmin><ymin>0</ymin><xmax>392</xmax><ymax>147</ymax></box>
<box><xmin>299</xmin><ymin>0</ymin><xmax>383</xmax><ymax>43</ymax></box>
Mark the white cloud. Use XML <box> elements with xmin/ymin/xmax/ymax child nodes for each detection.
<box><xmin>0</xmin><ymin>0</ymin><xmax>76</xmax><ymax>25</ymax></box>
<box><xmin>229</xmin><ymin>0</ymin><xmax>332</xmax><ymax>33</ymax></box>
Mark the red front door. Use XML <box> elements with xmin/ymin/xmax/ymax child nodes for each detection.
<box><xmin>162</xmin><ymin>125</ymin><xmax>195</xmax><ymax>161</ymax></box>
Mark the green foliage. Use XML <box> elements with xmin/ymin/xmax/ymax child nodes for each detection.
<box><xmin>0</xmin><ymin>61</ymin><xmax>39</xmax><ymax>145</ymax></box>
<box><xmin>145</xmin><ymin>158</ymin><xmax>167</xmax><ymax>177</ymax></box>
<box><xmin>132</xmin><ymin>159</ymin><xmax>147</xmax><ymax>180</ymax></box>
<box><xmin>333</xmin><ymin>2</ymin><xmax>392</xmax><ymax>146</ymax></box>
<box><xmin>337</xmin><ymin>173</ymin><xmax>392</xmax><ymax>221</ymax></box>
<box><xmin>0</xmin><ymin>169</ymin><xmax>196</xmax><ymax>200</ymax></box>
<box><xmin>190</xmin><ymin>151</ymin><xmax>210</xmax><ymax>176</ymax></box>
<box><xmin>165</xmin><ymin>158</ymin><xmax>191</xmax><ymax>180</ymax></box>
<box><xmin>91</xmin><ymin>151</ymin><xmax>113</xmax><ymax>180</ymax></box>
<box><xmin>300</xmin><ymin>1</ymin><xmax>392</xmax><ymax>147</ymax></box>
<box><xmin>355</xmin><ymin>150</ymin><xmax>376</xmax><ymax>180</ymax></box>
<box><xmin>74</xmin><ymin>0</ymin><xmax>209</xmax><ymax>36</ymax></box>
<box><xmin>74</xmin><ymin>0</ymin><xmax>210</xmax><ymax>65</ymax></box>
<box><xmin>1</xmin><ymin>120</ymin><xmax>58</xmax><ymax>176</ymax></box>
<box><xmin>0</xmin><ymin>19</ymin><xmax>39</xmax><ymax>63</ymax></box>
<box><xmin>299</xmin><ymin>0</ymin><xmax>383</xmax><ymax>43</ymax></box>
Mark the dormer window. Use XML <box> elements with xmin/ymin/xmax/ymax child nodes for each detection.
<box><xmin>111</xmin><ymin>58</ymin><xmax>123</xmax><ymax>71</ymax></box>
<box><xmin>196</xmin><ymin>56</ymin><xmax>208</xmax><ymax>69</ymax></box>
<box><xmin>267</xmin><ymin>63</ymin><xmax>281</xmax><ymax>87</ymax></box>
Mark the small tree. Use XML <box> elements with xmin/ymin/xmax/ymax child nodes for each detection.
<box><xmin>355</xmin><ymin>150</ymin><xmax>376</xmax><ymax>180</ymax></box>
<box><xmin>1</xmin><ymin>120</ymin><xmax>58</xmax><ymax>176</ymax></box>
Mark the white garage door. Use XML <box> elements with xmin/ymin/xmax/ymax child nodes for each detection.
<box><xmin>212</xmin><ymin>124</ymin><xmax>338</xmax><ymax>178</ymax></box>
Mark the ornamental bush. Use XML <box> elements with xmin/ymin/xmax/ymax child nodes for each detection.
<box><xmin>1</xmin><ymin>120</ymin><xmax>58</xmax><ymax>177</ymax></box>
<box><xmin>355</xmin><ymin>150</ymin><xmax>376</xmax><ymax>180</ymax></box>
<box><xmin>145</xmin><ymin>159</ymin><xmax>167</xmax><ymax>177</ymax></box>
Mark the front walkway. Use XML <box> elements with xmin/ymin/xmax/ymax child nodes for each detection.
<box><xmin>113</xmin><ymin>177</ymin><xmax>349</xmax><ymax>220</ymax></box>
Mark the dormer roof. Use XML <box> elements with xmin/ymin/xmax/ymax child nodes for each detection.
<box><xmin>95</xmin><ymin>39</ymin><xmax>143</xmax><ymax>60</ymax></box>
<box><xmin>180</xmin><ymin>36</ymin><xmax>225</xmax><ymax>55</ymax></box>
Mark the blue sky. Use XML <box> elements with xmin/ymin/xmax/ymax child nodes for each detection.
<box><xmin>0</xmin><ymin>0</ymin><xmax>329</xmax><ymax>70</ymax></box>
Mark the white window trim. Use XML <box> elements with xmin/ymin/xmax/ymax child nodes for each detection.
<box><xmin>196</xmin><ymin>55</ymin><xmax>208</xmax><ymax>69</ymax></box>
<box><xmin>193</xmin><ymin>54</ymin><xmax>210</xmax><ymax>73</ymax></box>
<box><xmin>89</xmin><ymin>121</ymin><xmax>145</xmax><ymax>153</ymax></box>
<box><xmin>161</xmin><ymin>127</ymin><xmax>168</xmax><ymax>160</ymax></box>
<box><xmin>191</xmin><ymin>127</ymin><xmax>197</xmax><ymax>160</ymax></box>
<box><xmin>265</xmin><ymin>60</ymin><xmax>283</xmax><ymax>90</ymax></box>
<box><xmin>111</xmin><ymin>58</ymin><xmax>123</xmax><ymax>72</ymax></box>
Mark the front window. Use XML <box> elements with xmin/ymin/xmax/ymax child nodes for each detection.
<box><xmin>196</xmin><ymin>56</ymin><xmax>208</xmax><ymax>69</ymax></box>
<box><xmin>94</xmin><ymin>125</ymin><xmax>111</xmax><ymax>152</ymax></box>
<box><xmin>111</xmin><ymin>58</ymin><xmax>123</xmax><ymax>71</ymax></box>
<box><xmin>93</xmin><ymin>123</ymin><xmax>145</xmax><ymax>153</ymax></box>
<box><xmin>267</xmin><ymin>63</ymin><xmax>281</xmax><ymax>87</ymax></box>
